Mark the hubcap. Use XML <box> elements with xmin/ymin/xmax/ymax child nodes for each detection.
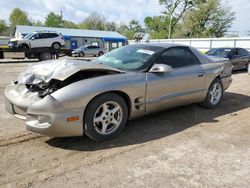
<box><xmin>53</xmin><ymin>43</ymin><xmax>60</xmax><ymax>49</ymax></box>
<box><xmin>43</xmin><ymin>53</ymin><xmax>52</xmax><ymax>60</ymax></box>
<box><xmin>93</xmin><ymin>101</ymin><xmax>122</xmax><ymax>135</ymax></box>
<box><xmin>209</xmin><ymin>83</ymin><xmax>222</xmax><ymax>105</ymax></box>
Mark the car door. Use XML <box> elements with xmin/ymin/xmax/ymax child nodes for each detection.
<box><xmin>238</xmin><ymin>48</ymin><xmax>249</xmax><ymax>68</ymax></box>
<box><xmin>146</xmin><ymin>47</ymin><xmax>207</xmax><ymax>113</ymax></box>
<box><xmin>88</xmin><ymin>46</ymin><xmax>98</xmax><ymax>55</ymax></box>
<box><xmin>93</xmin><ymin>46</ymin><xmax>100</xmax><ymax>55</ymax></box>
<box><xmin>229</xmin><ymin>48</ymin><xmax>245</xmax><ymax>69</ymax></box>
<box><xmin>85</xmin><ymin>46</ymin><xmax>93</xmax><ymax>55</ymax></box>
<box><xmin>29</xmin><ymin>33</ymin><xmax>41</xmax><ymax>48</ymax></box>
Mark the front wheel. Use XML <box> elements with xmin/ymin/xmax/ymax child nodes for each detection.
<box><xmin>84</xmin><ymin>93</ymin><xmax>128</xmax><ymax>141</ymax></box>
<box><xmin>98</xmin><ymin>51</ymin><xmax>104</xmax><ymax>56</ymax></box>
<box><xmin>19</xmin><ymin>44</ymin><xmax>29</xmax><ymax>49</ymax></box>
<box><xmin>201</xmin><ymin>78</ymin><xmax>223</xmax><ymax>109</ymax></box>
<box><xmin>79</xmin><ymin>52</ymin><xmax>85</xmax><ymax>57</ymax></box>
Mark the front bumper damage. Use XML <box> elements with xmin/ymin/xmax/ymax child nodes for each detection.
<box><xmin>4</xmin><ymin>83</ymin><xmax>83</xmax><ymax>137</ymax></box>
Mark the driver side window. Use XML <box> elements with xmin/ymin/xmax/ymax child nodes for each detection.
<box><xmin>33</xmin><ymin>33</ymin><xmax>40</xmax><ymax>39</ymax></box>
<box><xmin>156</xmin><ymin>47</ymin><xmax>199</xmax><ymax>68</ymax></box>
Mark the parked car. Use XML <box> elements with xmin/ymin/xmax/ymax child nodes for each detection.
<box><xmin>206</xmin><ymin>47</ymin><xmax>250</xmax><ymax>70</ymax></box>
<box><xmin>71</xmin><ymin>45</ymin><xmax>105</xmax><ymax>57</ymax></box>
<box><xmin>8</xmin><ymin>31</ymin><xmax>65</xmax><ymax>49</ymax></box>
<box><xmin>4</xmin><ymin>43</ymin><xmax>233</xmax><ymax>141</ymax></box>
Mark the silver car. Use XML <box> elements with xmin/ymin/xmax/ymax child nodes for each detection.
<box><xmin>71</xmin><ymin>45</ymin><xmax>105</xmax><ymax>57</ymax></box>
<box><xmin>4</xmin><ymin>43</ymin><xmax>233</xmax><ymax>141</ymax></box>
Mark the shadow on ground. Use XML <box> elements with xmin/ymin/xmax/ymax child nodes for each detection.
<box><xmin>46</xmin><ymin>92</ymin><xmax>250</xmax><ymax>151</ymax></box>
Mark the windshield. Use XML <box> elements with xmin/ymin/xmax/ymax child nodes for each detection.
<box><xmin>23</xmin><ymin>33</ymin><xmax>35</xmax><ymax>39</ymax></box>
<box><xmin>206</xmin><ymin>48</ymin><xmax>231</xmax><ymax>57</ymax></box>
<box><xmin>93</xmin><ymin>45</ymin><xmax>160</xmax><ymax>71</ymax></box>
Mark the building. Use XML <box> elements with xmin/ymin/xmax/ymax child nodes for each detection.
<box><xmin>14</xmin><ymin>25</ymin><xmax>127</xmax><ymax>51</ymax></box>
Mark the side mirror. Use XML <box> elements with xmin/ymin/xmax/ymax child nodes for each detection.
<box><xmin>31</xmin><ymin>37</ymin><xmax>35</xmax><ymax>40</ymax></box>
<box><xmin>149</xmin><ymin>64</ymin><xmax>173</xmax><ymax>73</ymax></box>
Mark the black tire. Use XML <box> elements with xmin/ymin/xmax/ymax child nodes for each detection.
<box><xmin>246</xmin><ymin>62</ymin><xmax>250</xmax><ymax>71</ymax></box>
<box><xmin>79</xmin><ymin>52</ymin><xmax>85</xmax><ymax>57</ymax></box>
<box><xmin>201</xmin><ymin>78</ymin><xmax>223</xmax><ymax>109</ymax></box>
<box><xmin>98</xmin><ymin>51</ymin><xmax>104</xmax><ymax>56</ymax></box>
<box><xmin>19</xmin><ymin>44</ymin><xmax>29</xmax><ymax>49</ymax></box>
<box><xmin>84</xmin><ymin>93</ymin><xmax>128</xmax><ymax>141</ymax></box>
<box><xmin>39</xmin><ymin>52</ymin><xmax>52</xmax><ymax>61</ymax></box>
<box><xmin>52</xmin><ymin>42</ymin><xmax>61</xmax><ymax>50</ymax></box>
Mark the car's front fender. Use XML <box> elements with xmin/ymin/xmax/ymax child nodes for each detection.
<box><xmin>51</xmin><ymin>72</ymin><xmax>147</xmax><ymax>119</ymax></box>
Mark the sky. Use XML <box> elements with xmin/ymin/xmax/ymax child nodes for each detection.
<box><xmin>0</xmin><ymin>0</ymin><xmax>250</xmax><ymax>36</ymax></box>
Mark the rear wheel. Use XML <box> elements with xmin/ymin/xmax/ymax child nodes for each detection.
<box><xmin>201</xmin><ymin>78</ymin><xmax>223</xmax><ymax>109</ymax></box>
<box><xmin>39</xmin><ymin>52</ymin><xmax>52</xmax><ymax>61</ymax></box>
<box><xmin>52</xmin><ymin>42</ymin><xmax>61</xmax><ymax>49</ymax></box>
<box><xmin>84</xmin><ymin>93</ymin><xmax>128</xmax><ymax>141</ymax></box>
<box><xmin>246</xmin><ymin>62</ymin><xmax>250</xmax><ymax>71</ymax></box>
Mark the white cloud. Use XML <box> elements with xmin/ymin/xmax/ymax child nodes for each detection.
<box><xmin>0</xmin><ymin>0</ymin><xmax>162</xmax><ymax>24</ymax></box>
<box><xmin>0</xmin><ymin>0</ymin><xmax>249</xmax><ymax>35</ymax></box>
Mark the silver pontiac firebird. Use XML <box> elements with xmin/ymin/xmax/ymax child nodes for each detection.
<box><xmin>4</xmin><ymin>43</ymin><xmax>233</xmax><ymax>141</ymax></box>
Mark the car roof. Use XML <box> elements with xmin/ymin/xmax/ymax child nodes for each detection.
<box><xmin>33</xmin><ymin>30</ymin><xmax>59</xmax><ymax>34</ymax></box>
<box><xmin>209</xmin><ymin>47</ymin><xmax>234</xmax><ymax>50</ymax></box>
<box><xmin>130</xmin><ymin>42</ymin><xmax>188</xmax><ymax>49</ymax></box>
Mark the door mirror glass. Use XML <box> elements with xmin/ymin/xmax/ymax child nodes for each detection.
<box><xmin>149</xmin><ymin>64</ymin><xmax>173</xmax><ymax>73</ymax></box>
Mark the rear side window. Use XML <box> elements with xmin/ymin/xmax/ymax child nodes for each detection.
<box><xmin>238</xmin><ymin>48</ymin><xmax>249</xmax><ymax>55</ymax></box>
<box><xmin>40</xmin><ymin>33</ymin><xmax>49</xmax><ymax>39</ymax></box>
<box><xmin>49</xmin><ymin>33</ymin><xmax>59</xmax><ymax>38</ymax></box>
<box><xmin>156</xmin><ymin>47</ymin><xmax>199</xmax><ymax>68</ymax></box>
<box><xmin>40</xmin><ymin>33</ymin><xmax>58</xmax><ymax>38</ymax></box>
<box><xmin>88</xmin><ymin>46</ymin><xmax>99</xmax><ymax>49</ymax></box>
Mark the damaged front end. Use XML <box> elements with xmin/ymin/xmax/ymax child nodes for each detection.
<box><xmin>5</xmin><ymin>59</ymin><xmax>124</xmax><ymax>119</ymax></box>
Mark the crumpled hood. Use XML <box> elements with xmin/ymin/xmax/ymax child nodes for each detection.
<box><xmin>10</xmin><ymin>37</ymin><xmax>24</xmax><ymax>42</ymax></box>
<box><xmin>18</xmin><ymin>59</ymin><xmax>124</xmax><ymax>85</ymax></box>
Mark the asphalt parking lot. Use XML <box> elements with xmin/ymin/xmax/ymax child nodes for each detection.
<box><xmin>0</xmin><ymin>61</ymin><xmax>250</xmax><ymax>187</ymax></box>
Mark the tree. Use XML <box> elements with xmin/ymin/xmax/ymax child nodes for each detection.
<box><xmin>105</xmin><ymin>21</ymin><xmax>117</xmax><ymax>31</ymax></box>
<box><xmin>117</xmin><ymin>20</ymin><xmax>142</xmax><ymax>39</ymax></box>
<box><xmin>180</xmin><ymin>0</ymin><xmax>235</xmax><ymax>38</ymax></box>
<box><xmin>33</xmin><ymin>20</ymin><xmax>43</xmax><ymax>27</ymax></box>
<box><xmin>44</xmin><ymin>12</ymin><xmax>63</xmax><ymax>27</ymax></box>
<box><xmin>9</xmin><ymin>8</ymin><xmax>31</xmax><ymax>26</ymax></box>
<box><xmin>78</xmin><ymin>12</ymin><xmax>106</xmax><ymax>30</ymax></box>
<box><xmin>62</xmin><ymin>20</ymin><xmax>77</xmax><ymax>29</ymax></box>
<box><xmin>159</xmin><ymin>0</ymin><xmax>205</xmax><ymax>38</ymax></box>
<box><xmin>144</xmin><ymin>16</ymin><xmax>170</xmax><ymax>39</ymax></box>
<box><xmin>0</xmin><ymin>20</ymin><xmax>7</xmax><ymax>34</ymax></box>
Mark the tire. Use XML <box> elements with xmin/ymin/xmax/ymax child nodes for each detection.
<box><xmin>52</xmin><ymin>42</ymin><xmax>61</xmax><ymax>50</ymax></box>
<box><xmin>40</xmin><ymin>52</ymin><xmax>52</xmax><ymax>61</ymax></box>
<box><xmin>246</xmin><ymin>62</ymin><xmax>250</xmax><ymax>71</ymax></box>
<box><xmin>84</xmin><ymin>93</ymin><xmax>128</xmax><ymax>141</ymax></box>
<box><xmin>98</xmin><ymin>51</ymin><xmax>104</xmax><ymax>56</ymax></box>
<box><xmin>201</xmin><ymin>78</ymin><xmax>223</xmax><ymax>109</ymax></box>
<box><xmin>19</xmin><ymin>44</ymin><xmax>29</xmax><ymax>49</ymax></box>
<box><xmin>79</xmin><ymin>52</ymin><xmax>85</xmax><ymax>57</ymax></box>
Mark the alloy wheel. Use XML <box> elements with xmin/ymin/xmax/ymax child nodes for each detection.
<box><xmin>93</xmin><ymin>101</ymin><xmax>122</xmax><ymax>135</ymax></box>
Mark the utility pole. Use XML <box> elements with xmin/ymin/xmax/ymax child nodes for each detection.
<box><xmin>59</xmin><ymin>10</ymin><xmax>63</xmax><ymax>28</ymax></box>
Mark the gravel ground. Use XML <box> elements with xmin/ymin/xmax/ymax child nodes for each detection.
<box><xmin>0</xmin><ymin>62</ymin><xmax>250</xmax><ymax>188</ymax></box>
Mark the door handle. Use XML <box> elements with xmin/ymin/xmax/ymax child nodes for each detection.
<box><xmin>197</xmin><ymin>72</ymin><xmax>206</xmax><ymax>77</ymax></box>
